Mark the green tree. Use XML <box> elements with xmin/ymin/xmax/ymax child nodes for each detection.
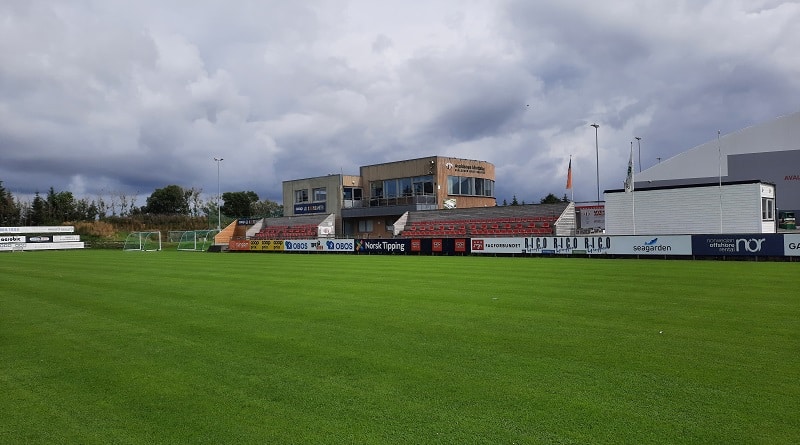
<box><xmin>145</xmin><ymin>185</ymin><xmax>191</xmax><ymax>215</ymax></box>
<box><xmin>30</xmin><ymin>192</ymin><xmax>46</xmax><ymax>226</ymax></box>
<box><xmin>46</xmin><ymin>187</ymin><xmax>78</xmax><ymax>223</ymax></box>
<box><xmin>75</xmin><ymin>198</ymin><xmax>99</xmax><ymax>221</ymax></box>
<box><xmin>510</xmin><ymin>195</ymin><xmax>519</xmax><ymax>206</ymax></box>
<box><xmin>251</xmin><ymin>198</ymin><xmax>283</xmax><ymax>218</ymax></box>
<box><xmin>0</xmin><ymin>180</ymin><xmax>19</xmax><ymax>226</ymax></box>
<box><xmin>539</xmin><ymin>193</ymin><xmax>561</xmax><ymax>204</ymax></box>
<box><xmin>221</xmin><ymin>191</ymin><xmax>259</xmax><ymax>218</ymax></box>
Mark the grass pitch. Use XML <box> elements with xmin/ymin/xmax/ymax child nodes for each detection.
<box><xmin>1</xmin><ymin>250</ymin><xmax>798</xmax><ymax>444</ymax></box>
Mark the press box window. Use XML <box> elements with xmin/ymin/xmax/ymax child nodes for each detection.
<box><xmin>313</xmin><ymin>187</ymin><xmax>327</xmax><ymax>202</ymax></box>
<box><xmin>294</xmin><ymin>189</ymin><xmax>309</xmax><ymax>203</ymax></box>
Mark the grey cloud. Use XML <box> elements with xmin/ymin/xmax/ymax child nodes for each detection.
<box><xmin>1</xmin><ymin>0</ymin><xmax>798</xmax><ymax>206</ymax></box>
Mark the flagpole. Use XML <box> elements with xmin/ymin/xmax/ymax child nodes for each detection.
<box><xmin>718</xmin><ymin>130</ymin><xmax>722</xmax><ymax>233</ymax></box>
<box><xmin>631</xmin><ymin>141</ymin><xmax>636</xmax><ymax>235</ymax></box>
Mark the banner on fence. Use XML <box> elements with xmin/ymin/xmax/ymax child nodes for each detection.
<box><xmin>248</xmin><ymin>240</ymin><xmax>285</xmax><ymax>252</ymax></box>
<box><xmin>0</xmin><ymin>242</ymin><xmax>84</xmax><ymax>251</ymax></box>
<box><xmin>691</xmin><ymin>234</ymin><xmax>784</xmax><ymax>256</ymax></box>
<box><xmin>470</xmin><ymin>238</ymin><xmax>523</xmax><ymax>254</ymax></box>
<box><xmin>0</xmin><ymin>226</ymin><xmax>74</xmax><ymax>234</ymax></box>
<box><xmin>356</xmin><ymin>239</ymin><xmax>411</xmax><ymax>254</ymax></box>
<box><xmin>783</xmin><ymin>234</ymin><xmax>800</xmax><ymax>256</ymax></box>
<box><xmin>606</xmin><ymin>236</ymin><xmax>692</xmax><ymax>255</ymax></box>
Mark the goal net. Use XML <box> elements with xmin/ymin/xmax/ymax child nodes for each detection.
<box><xmin>177</xmin><ymin>229</ymin><xmax>218</xmax><ymax>251</ymax></box>
<box><xmin>123</xmin><ymin>231</ymin><xmax>162</xmax><ymax>251</ymax></box>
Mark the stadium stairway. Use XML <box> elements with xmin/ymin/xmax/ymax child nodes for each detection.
<box><xmin>213</xmin><ymin>221</ymin><xmax>238</xmax><ymax>249</ymax></box>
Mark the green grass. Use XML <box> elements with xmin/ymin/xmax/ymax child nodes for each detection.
<box><xmin>1</xmin><ymin>251</ymin><xmax>798</xmax><ymax>444</ymax></box>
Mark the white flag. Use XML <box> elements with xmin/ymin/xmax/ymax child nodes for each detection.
<box><xmin>624</xmin><ymin>144</ymin><xmax>634</xmax><ymax>193</ymax></box>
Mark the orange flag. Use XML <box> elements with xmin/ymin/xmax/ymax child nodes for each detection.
<box><xmin>566</xmin><ymin>158</ymin><xmax>573</xmax><ymax>190</ymax></box>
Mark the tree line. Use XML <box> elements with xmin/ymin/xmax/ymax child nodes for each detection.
<box><xmin>0</xmin><ymin>180</ymin><xmax>282</xmax><ymax>229</ymax></box>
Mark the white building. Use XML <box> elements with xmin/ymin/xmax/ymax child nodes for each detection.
<box><xmin>636</xmin><ymin>111</ymin><xmax>800</xmax><ymax>214</ymax></box>
<box><xmin>605</xmin><ymin>181</ymin><xmax>775</xmax><ymax>235</ymax></box>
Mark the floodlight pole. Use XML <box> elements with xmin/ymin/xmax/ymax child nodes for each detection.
<box><xmin>214</xmin><ymin>157</ymin><xmax>224</xmax><ymax>230</ymax></box>
<box><xmin>590</xmin><ymin>123</ymin><xmax>600</xmax><ymax>203</ymax></box>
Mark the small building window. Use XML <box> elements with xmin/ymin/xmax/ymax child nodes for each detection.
<box><xmin>762</xmin><ymin>197</ymin><xmax>775</xmax><ymax>221</ymax></box>
<box><xmin>294</xmin><ymin>189</ymin><xmax>308</xmax><ymax>203</ymax></box>
<box><xmin>313</xmin><ymin>187</ymin><xmax>327</xmax><ymax>202</ymax></box>
<box><xmin>358</xmin><ymin>220</ymin><xmax>374</xmax><ymax>232</ymax></box>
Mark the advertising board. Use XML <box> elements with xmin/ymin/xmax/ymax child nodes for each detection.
<box><xmin>27</xmin><ymin>235</ymin><xmax>53</xmax><ymax>243</ymax></box>
<box><xmin>606</xmin><ymin>236</ymin><xmax>692</xmax><ymax>255</ymax></box>
<box><xmin>0</xmin><ymin>242</ymin><xmax>84</xmax><ymax>251</ymax></box>
<box><xmin>783</xmin><ymin>234</ymin><xmax>800</xmax><ymax>256</ymax></box>
<box><xmin>576</xmin><ymin>205</ymin><xmax>605</xmax><ymax>230</ymax></box>
<box><xmin>229</xmin><ymin>240</ymin><xmax>251</xmax><ymax>251</ymax></box>
<box><xmin>293</xmin><ymin>203</ymin><xmax>326</xmax><ymax>214</ymax></box>
<box><xmin>356</xmin><ymin>239</ymin><xmax>411</xmax><ymax>254</ymax></box>
<box><xmin>0</xmin><ymin>226</ymin><xmax>75</xmax><ymax>233</ymax></box>
<box><xmin>470</xmin><ymin>237</ymin><xmax>523</xmax><ymax>254</ymax></box>
<box><xmin>0</xmin><ymin>235</ymin><xmax>25</xmax><ymax>243</ymax></box>
<box><xmin>522</xmin><ymin>236</ymin><xmax>612</xmax><ymax>255</ymax></box>
<box><xmin>283</xmin><ymin>239</ymin><xmax>324</xmax><ymax>252</ymax></box>
<box><xmin>691</xmin><ymin>234</ymin><xmax>784</xmax><ymax>256</ymax></box>
<box><xmin>321</xmin><ymin>239</ymin><xmax>355</xmax><ymax>252</ymax></box>
<box><xmin>53</xmin><ymin>234</ymin><xmax>81</xmax><ymax>242</ymax></box>
<box><xmin>249</xmin><ymin>240</ymin><xmax>285</xmax><ymax>252</ymax></box>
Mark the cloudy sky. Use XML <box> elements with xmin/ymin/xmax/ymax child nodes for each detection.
<box><xmin>1</xmin><ymin>0</ymin><xmax>798</xmax><ymax>206</ymax></box>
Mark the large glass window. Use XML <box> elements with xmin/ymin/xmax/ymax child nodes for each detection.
<box><xmin>447</xmin><ymin>176</ymin><xmax>459</xmax><ymax>195</ymax></box>
<box><xmin>370</xmin><ymin>181</ymin><xmax>383</xmax><ymax>199</ymax></box>
<box><xmin>413</xmin><ymin>176</ymin><xmax>434</xmax><ymax>195</ymax></box>
<box><xmin>475</xmin><ymin>178</ymin><xmax>485</xmax><ymax>196</ymax></box>
<box><xmin>460</xmin><ymin>176</ymin><xmax>473</xmax><ymax>195</ymax></box>
<box><xmin>384</xmin><ymin>179</ymin><xmax>398</xmax><ymax>198</ymax></box>
<box><xmin>447</xmin><ymin>176</ymin><xmax>494</xmax><ymax>197</ymax></box>
<box><xmin>313</xmin><ymin>187</ymin><xmax>326</xmax><ymax>202</ymax></box>
<box><xmin>484</xmin><ymin>179</ymin><xmax>493</xmax><ymax>197</ymax></box>
<box><xmin>400</xmin><ymin>178</ymin><xmax>413</xmax><ymax>196</ymax></box>
<box><xmin>294</xmin><ymin>189</ymin><xmax>308</xmax><ymax>203</ymax></box>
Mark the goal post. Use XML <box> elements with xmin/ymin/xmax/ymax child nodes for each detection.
<box><xmin>123</xmin><ymin>231</ymin><xmax>162</xmax><ymax>251</ymax></box>
<box><xmin>177</xmin><ymin>229</ymin><xmax>219</xmax><ymax>252</ymax></box>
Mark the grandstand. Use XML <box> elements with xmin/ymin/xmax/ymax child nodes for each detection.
<box><xmin>222</xmin><ymin>202</ymin><xmax>576</xmax><ymax>245</ymax></box>
<box><xmin>395</xmin><ymin>202</ymin><xmax>575</xmax><ymax>238</ymax></box>
<box><xmin>247</xmin><ymin>214</ymin><xmax>335</xmax><ymax>240</ymax></box>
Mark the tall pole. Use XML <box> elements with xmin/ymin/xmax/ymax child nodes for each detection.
<box><xmin>635</xmin><ymin>136</ymin><xmax>642</xmax><ymax>172</ymax></box>
<box><xmin>590</xmin><ymin>123</ymin><xmax>600</xmax><ymax>202</ymax></box>
<box><xmin>214</xmin><ymin>157</ymin><xmax>224</xmax><ymax>230</ymax></box>
<box><xmin>717</xmin><ymin>131</ymin><xmax>722</xmax><ymax>233</ymax></box>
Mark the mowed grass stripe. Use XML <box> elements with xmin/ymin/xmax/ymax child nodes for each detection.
<box><xmin>1</xmin><ymin>251</ymin><xmax>798</xmax><ymax>444</ymax></box>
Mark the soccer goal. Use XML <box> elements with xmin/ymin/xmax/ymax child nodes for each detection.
<box><xmin>177</xmin><ymin>229</ymin><xmax>219</xmax><ymax>251</ymax></box>
<box><xmin>123</xmin><ymin>231</ymin><xmax>162</xmax><ymax>251</ymax></box>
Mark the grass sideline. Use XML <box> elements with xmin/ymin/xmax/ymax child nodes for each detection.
<box><xmin>1</xmin><ymin>250</ymin><xmax>798</xmax><ymax>444</ymax></box>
